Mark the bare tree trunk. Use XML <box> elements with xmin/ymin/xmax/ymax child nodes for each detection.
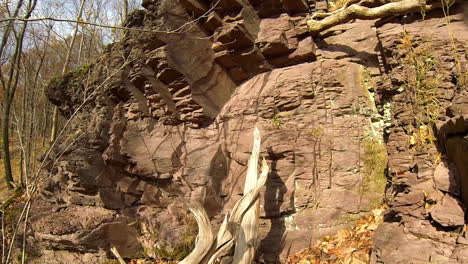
<box><xmin>41</xmin><ymin>105</ymin><xmax>48</xmax><ymax>146</ymax></box>
<box><xmin>19</xmin><ymin>62</ymin><xmax>28</xmax><ymax>188</ymax></box>
<box><xmin>2</xmin><ymin>101</ymin><xmax>15</xmax><ymax>189</ymax></box>
<box><xmin>0</xmin><ymin>0</ymin><xmax>25</xmax><ymax>88</ymax></box>
<box><xmin>1</xmin><ymin>0</ymin><xmax>37</xmax><ymax>189</ymax></box>
<box><xmin>17</xmin><ymin>26</ymin><xmax>50</xmax><ymax>190</ymax></box>
<box><xmin>123</xmin><ymin>0</ymin><xmax>129</xmax><ymax>23</ymax></box>
<box><xmin>50</xmin><ymin>0</ymin><xmax>86</xmax><ymax>143</ymax></box>
<box><xmin>77</xmin><ymin>31</ymin><xmax>85</xmax><ymax>65</ymax></box>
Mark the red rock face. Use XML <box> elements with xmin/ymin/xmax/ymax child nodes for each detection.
<box><xmin>33</xmin><ymin>1</ymin><xmax>468</xmax><ymax>263</ymax></box>
<box><xmin>371</xmin><ymin>9</ymin><xmax>468</xmax><ymax>264</ymax></box>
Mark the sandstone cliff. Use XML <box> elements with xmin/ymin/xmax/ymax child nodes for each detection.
<box><xmin>23</xmin><ymin>0</ymin><xmax>468</xmax><ymax>263</ymax></box>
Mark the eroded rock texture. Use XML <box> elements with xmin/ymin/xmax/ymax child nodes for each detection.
<box><xmin>27</xmin><ymin>0</ymin><xmax>467</xmax><ymax>263</ymax></box>
<box><xmin>370</xmin><ymin>10</ymin><xmax>468</xmax><ymax>263</ymax></box>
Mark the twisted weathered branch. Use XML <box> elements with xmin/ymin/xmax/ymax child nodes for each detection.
<box><xmin>181</xmin><ymin>127</ymin><xmax>269</xmax><ymax>264</ymax></box>
<box><xmin>180</xmin><ymin>202</ymin><xmax>215</xmax><ymax>264</ymax></box>
<box><xmin>307</xmin><ymin>0</ymin><xmax>448</xmax><ymax>34</ymax></box>
<box><xmin>233</xmin><ymin>127</ymin><xmax>261</xmax><ymax>264</ymax></box>
<box><xmin>207</xmin><ymin>159</ymin><xmax>269</xmax><ymax>264</ymax></box>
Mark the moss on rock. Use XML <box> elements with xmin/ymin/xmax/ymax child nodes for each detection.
<box><xmin>360</xmin><ymin>136</ymin><xmax>388</xmax><ymax>210</ymax></box>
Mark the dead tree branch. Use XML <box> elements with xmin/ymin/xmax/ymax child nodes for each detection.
<box><xmin>180</xmin><ymin>127</ymin><xmax>269</xmax><ymax>264</ymax></box>
<box><xmin>307</xmin><ymin>0</ymin><xmax>449</xmax><ymax>34</ymax></box>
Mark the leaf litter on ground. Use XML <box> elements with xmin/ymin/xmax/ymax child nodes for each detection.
<box><xmin>286</xmin><ymin>207</ymin><xmax>385</xmax><ymax>264</ymax></box>
<box><xmin>127</xmin><ymin>207</ymin><xmax>385</xmax><ymax>264</ymax></box>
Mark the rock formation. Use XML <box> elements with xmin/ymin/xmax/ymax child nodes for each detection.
<box><xmin>20</xmin><ymin>0</ymin><xmax>468</xmax><ymax>263</ymax></box>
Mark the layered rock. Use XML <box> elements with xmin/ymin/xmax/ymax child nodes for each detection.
<box><xmin>370</xmin><ymin>9</ymin><xmax>468</xmax><ymax>263</ymax></box>
<box><xmin>34</xmin><ymin>0</ymin><xmax>385</xmax><ymax>262</ymax></box>
<box><xmin>26</xmin><ymin>0</ymin><xmax>468</xmax><ymax>263</ymax></box>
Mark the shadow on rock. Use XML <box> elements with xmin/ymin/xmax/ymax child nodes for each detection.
<box><xmin>257</xmin><ymin>147</ymin><xmax>287</xmax><ymax>264</ymax></box>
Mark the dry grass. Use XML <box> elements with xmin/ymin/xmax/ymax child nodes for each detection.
<box><xmin>398</xmin><ymin>33</ymin><xmax>442</xmax><ymax>150</ymax></box>
<box><xmin>360</xmin><ymin>137</ymin><xmax>387</xmax><ymax>210</ymax></box>
<box><xmin>0</xmin><ymin>136</ymin><xmax>47</xmax><ymax>202</ymax></box>
<box><xmin>0</xmin><ymin>138</ymin><xmax>23</xmax><ymax>202</ymax></box>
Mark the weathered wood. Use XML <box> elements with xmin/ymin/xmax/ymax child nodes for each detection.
<box><xmin>228</xmin><ymin>159</ymin><xmax>268</xmax><ymax>224</ymax></box>
<box><xmin>181</xmin><ymin>127</ymin><xmax>269</xmax><ymax>264</ymax></box>
<box><xmin>207</xmin><ymin>159</ymin><xmax>269</xmax><ymax>264</ymax></box>
<box><xmin>233</xmin><ymin>127</ymin><xmax>261</xmax><ymax>264</ymax></box>
<box><xmin>180</xmin><ymin>201</ymin><xmax>215</xmax><ymax>264</ymax></box>
<box><xmin>307</xmin><ymin>0</ymin><xmax>447</xmax><ymax>34</ymax></box>
<box><xmin>206</xmin><ymin>214</ymin><xmax>232</xmax><ymax>264</ymax></box>
<box><xmin>110</xmin><ymin>246</ymin><xmax>127</xmax><ymax>264</ymax></box>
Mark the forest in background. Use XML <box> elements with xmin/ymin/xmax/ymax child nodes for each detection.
<box><xmin>0</xmin><ymin>0</ymin><xmax>141</xmax><ymax>198</ymax></box>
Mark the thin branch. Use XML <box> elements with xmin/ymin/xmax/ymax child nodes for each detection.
<box><xmin>21</xmin><ymin>203</ymin><xmax>31</xmax><ymax>264</ymax></box>
<box><xmin>50</xmin><ymin>0</ymin><xmax>86</xmax><ymax>143</ymax></box>
<box><xmin>110</xmin><ymin>246</ymin><xmax>127</xmax><ymax>264</ymax></box>
<box><xmin>0</xmin><ymin>17</ymin><xmax>157</xmax><ymax>32</ymax></box>
<box><xmin>4</xmin><ymin>57</ymin><xmax>136</xmax><ymax>264</ymax></box>
<box><xmin>1</xmin><ymin>210</ymin><xmax>5</xmax><ymax>264</ymax></box>
<box><xmin>0</xmin><ymin>0</ymin><xmax>222</xmax><ymax>35</ymax></box>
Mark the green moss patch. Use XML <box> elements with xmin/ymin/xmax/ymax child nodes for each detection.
<box><xmin>359</xmin><ymin>136</ymin><xmax>388</xmax><ymax>210</ymax></box>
